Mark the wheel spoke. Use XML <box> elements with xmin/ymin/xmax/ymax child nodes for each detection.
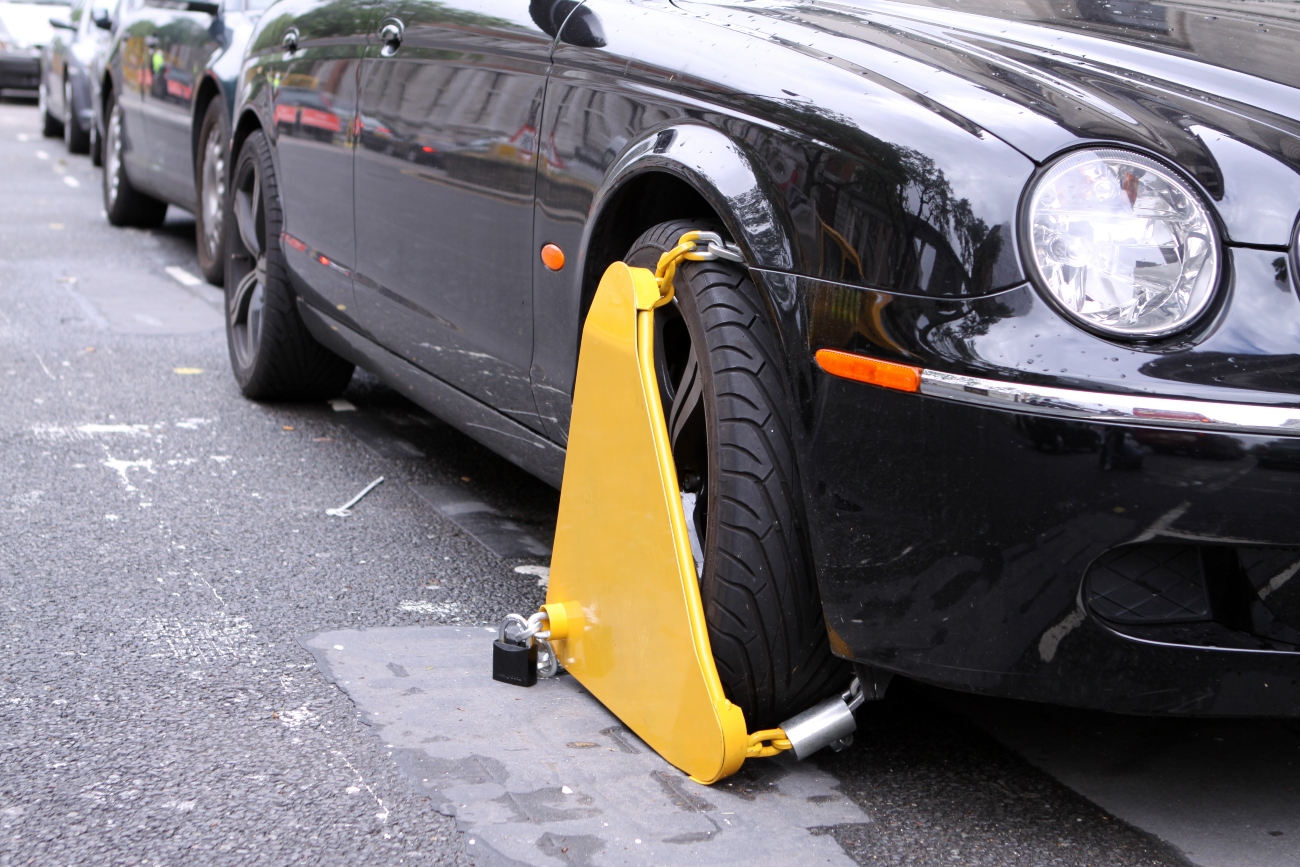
<box><xmin>229</xmin><ymin>258</ymin><xmax>263</xmax><ymax>328</ymax></box>
<box><xmin>234</xmin><ymin>166</ymin><xmax>261</xmax><ymax>257</ymax></box>
<box><xmin>668</xmin><ymin>346</ymin><xmax>703</xmax><ymax>451</ymax></box>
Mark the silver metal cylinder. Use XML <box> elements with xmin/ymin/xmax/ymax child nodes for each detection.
<box><xmin>779</xmin><ymin>693</ymin><xmax>858</xmax><ymax>760</ymax></box>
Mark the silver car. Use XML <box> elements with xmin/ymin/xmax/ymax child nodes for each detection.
<box><xmin>40</xmin><ymin>0</ymin><xmax>113</xmax><ymax>154</ymax></box>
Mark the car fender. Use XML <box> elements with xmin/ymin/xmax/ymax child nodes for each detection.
<box><xmin>585</xmin><ymin>123</ymin><xmax>795</xmax><ymax>276</ymax></box>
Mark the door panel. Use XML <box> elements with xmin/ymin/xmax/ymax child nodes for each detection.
<box><xmin>137</xmin><ymin>0</ymin><xmax>222</xmax><ymax>206</ymax></box>
<box><xmin>115</xmin><ymin>0</ymin><xmax>155</xmax><ymax>183</ymax></box>
<box><xmin>353</xmin><ymin>0</ymin><xmax>550</xmax><ymax>429</ymax></box>
<box><xmin>267</xmin><ymin>0</ymin><xmax>380</xmax><ymax>327</ymax></box>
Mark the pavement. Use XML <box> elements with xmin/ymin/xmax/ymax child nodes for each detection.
<box><xmin>0</xmin><ymin>95</ymin><xmax>1290</xmax><ymax>866</ymax></box>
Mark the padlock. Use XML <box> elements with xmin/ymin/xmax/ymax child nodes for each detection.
<box><xmin>492</xmin><ymin>618</ymin><xmax>538</xmax><ymax>687</ymax></box>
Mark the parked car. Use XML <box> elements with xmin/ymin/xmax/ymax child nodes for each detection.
<box><xmin>40</xmin><ymin>0</ymin><xmax>113</xmax><ymax>153</ymax></box>
<box><xmin>1</xmin><ymin>0</ymin><xmax>67</xmax><ymax>97</ymax></box>
<box><xmin>97</xmin><ymin>0</ymin><xmax>271</xmax><ymax>283</ymax></box>
<box><xmin>227</xmin><ymin>0</ymin><xmax>1300</xmax><ymax>724</ymax></box>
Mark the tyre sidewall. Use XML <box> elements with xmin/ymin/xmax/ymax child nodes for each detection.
<box><xmin>194</xmin><ymin>99</ymin><xmax>228</xmax><ymax>285</ymax></box>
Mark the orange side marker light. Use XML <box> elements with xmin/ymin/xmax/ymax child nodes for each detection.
<box><xmin>540</xmin><ymin>243</ymin><xmax>565</xmax><ymax>271</ymax></box>
<box><xmin>815</xmin><ymin>349</ymin><xmax>921</xmax><ymax>393</ymax></box>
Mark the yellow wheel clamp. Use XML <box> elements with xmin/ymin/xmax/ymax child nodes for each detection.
<box><xmin>493</xmin><ymin>232</ymin><xmax>863</xmax><ymax>785</ymax></box>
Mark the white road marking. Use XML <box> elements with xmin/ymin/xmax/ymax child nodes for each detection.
<box><xmin>62</xmin><ymin>175</ymin><xmax>80</xmax><ymax>188</ymax></box>
<box><xmin>1038</xmin><ymin>607</ymin><xmax>1086</xmax><ymax>663</ymax></box>
<box><xmin>333</xmin><ymin>750</ymin><xmax>389</xmax><ymax>823</ymax></box>
<box><xmin>138</xmin><ymin>613</ymin><xmax>259</xmax><ymax>665</ymax></box>
<box><xmin>164</xmin><ymin>266</ymin><xmax>203</xmax><ymax>287</ymax></box>
<box><xmin>513</xmin><ymin>564</ymin><xmax>550</xmax><ymax>588</ymax></box>
<box><xmin>35</xmin><ymin>150</ymin><xmax>48</xmax><ymax>160</ymax></box>
<box><xmin>278</xmin><ymin>705</ymin><xmax>318</xmax><ymax>728</ymax></box>
<box><xmin>101</xmin><ymin>454</ymin><xmax>154</xmax><ymax>491</ymax></box>
<box><xmin>328</xmin><ymin>399</ymin><xmax>357</xmax><ymax>412</ymax></box>
<box><xmin>397</xmin><ymin>600</ymin><xmax>461</xmax><ymax>617</ymax></box>
<box><xmin>1260</xmin><ymin>559</ymin><xmax>1300</xmax><ymax>600</ymax></box>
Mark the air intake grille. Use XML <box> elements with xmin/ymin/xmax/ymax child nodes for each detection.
<box><xmin>1085</xmin><ymin>544</ymin><xmax>1211</xmax><ymax>624</ymax></box>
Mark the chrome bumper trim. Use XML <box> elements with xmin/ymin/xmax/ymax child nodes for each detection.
<box><xmin>919</xmin><ymin>370</ymin><xmax>1300</xmax><ymax>438</ymax></box>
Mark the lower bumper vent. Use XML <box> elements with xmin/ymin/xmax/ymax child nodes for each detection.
<box><xmin>1086</xmin><ymin>545</ymin><xmax>1210</xmax><ymax>624</ymax></box>
<box><xmin>1085</xmin><ymin>543</ymin><xmax>1300</xmax><ymax>651</ymax></box>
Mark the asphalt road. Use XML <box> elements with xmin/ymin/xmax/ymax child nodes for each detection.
<box><xmin>0</xmin><ymin>96</ymin><xmax>1272</xmax><ymax>866</ymax></box>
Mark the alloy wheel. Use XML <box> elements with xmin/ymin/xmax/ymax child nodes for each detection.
<box><xmin>200</xmin><ymin>121</ymin><xmax>225</xmax><ymax>264</ymax></box>
<box><xmin>228</xmin><ymin>156</ymin><xmax>267</xmax><ymax>369</ymax></box>
<box><xmin>105</xmin><ymin>103</ymin><xmax>123</xmax><ymax>206</ymax></box>
<box><xmin>63</xmin><ymin>79</ymin><xmax>73</xmax><ymax>138</ymax></box>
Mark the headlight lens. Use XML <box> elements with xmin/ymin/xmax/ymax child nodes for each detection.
<box><xmin>1025</xmin><ymin>148</ymin><xmax>1219</xmax><ymax>338</ymax></box>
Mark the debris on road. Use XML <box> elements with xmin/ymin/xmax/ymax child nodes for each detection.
<box><xmin>327</xmin><ymin>476</ymin><xmax>386</xmax><ymax>517</ymax></box>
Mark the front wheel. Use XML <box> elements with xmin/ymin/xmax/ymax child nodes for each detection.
<box><xmin>63</xmin><ymin>77</ymin><xmax>90</xmax><ymax>154</ymax></box>
<box><xmin>625</xmin><ymin>220</ymin><xmax>848</xmax><ymax>729</ymax></box>
<box><xmin>194</xmin><ymin>99</ymin><xmax>228</xmax><ymax>285</ymax></box>
<box><xmin>39</xmin><ymin>75</ymin><xmax>62</xmax><ymax>138</ymax></box>
<box><xmin>224</xmin><ymin>129</ymin><xmax>354</xmax><ymax>400</ymax></box>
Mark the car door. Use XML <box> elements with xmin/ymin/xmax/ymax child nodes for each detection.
<box><xmin>351</xmin><ymin>0</ymin><xmax>552</xmax><ymax>429</ymax></box>
<box><xmin>263</xmin><ymin>0</ymin><xmax>381</xmax><ymax>325</ymax></box>
<box><xmin>113</xmin><ymin>0</ymin><xmax>154</xmax><ymax>180</ymax></box>
<box><xmin>135</xmin><ymin>0</ymin><xmax>222</xmax><ymax>207</ymax></box>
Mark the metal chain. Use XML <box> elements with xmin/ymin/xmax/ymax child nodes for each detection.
<box><xmin>746</xmin><ymin>728</ymin><xmax>794</xmax><ymax>758</ymax></box>
<box><xmin>654</xmin><ymin>230</ymin><xmax>745</xmax><ymax>302</ymax></box>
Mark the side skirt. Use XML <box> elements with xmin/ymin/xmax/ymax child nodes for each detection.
<box><xmin>297</xmin><ymin>299</ymin><xmax>566</xmax><ymax>489</ymax></box>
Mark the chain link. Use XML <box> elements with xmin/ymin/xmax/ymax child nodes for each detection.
<box><xmin>745</xmin><ymin>728</ymin><xmax>794</xmax><ymax>758</ymax></box>
<box><xmin>654</xmin><ymin>230</ymin><xmax>745</xmax><ymax>302</ymax></box>
<box><xmin>497</xmin><ymin>610</ymin><xmax>560</xmax><ymax>678</ymax></box>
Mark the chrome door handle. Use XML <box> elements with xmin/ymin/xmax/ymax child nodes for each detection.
<box><xmin>281</xmin><ymin>27</ymin><xmax>298</xmax><ymax>52</ymax></box>
<box><xmin>379</xmin><ymin>19</ymin><xmax>402</xmax><ymax>56</ymax></box>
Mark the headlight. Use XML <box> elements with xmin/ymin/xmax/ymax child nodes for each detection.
<box><xmin>1024</xmin><ymin>148</ymin><xmax>1220</xmax><ymax>338</ymax></box>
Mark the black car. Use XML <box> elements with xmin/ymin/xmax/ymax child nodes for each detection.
<box><xmin>97</xmin><ymin>0</ymin><xmax>270</xmax><ymax>283</ymax></box>
<box><xmin>41</xmin><ymin>0</ymin><xmax>114</xmax><ymax>153</ymax></box>
<box><xmin>226</xmin><ymin>0</ymin><xmax>1300</xmax><ymax>725</ymax></box>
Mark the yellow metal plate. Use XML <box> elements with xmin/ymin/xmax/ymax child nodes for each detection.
<box><xmin>545</xmin><ymin>262</ymin><xmax>748</xmax><ymax>784</ymax></box>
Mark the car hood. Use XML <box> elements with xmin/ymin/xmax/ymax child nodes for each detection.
<box><xmin>0</xmin><ymin>1</ymin><xmax>65</xmax><ymax>47</ymax></box>
<box><xmin>678</xmin><ymin>0</ymin><xmax>1300</xmax><ymax>245</ymax></box>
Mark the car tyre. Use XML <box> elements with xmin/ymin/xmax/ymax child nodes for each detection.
<box><xmin>102</xmin><ymin>92</ymin><xmax>168</xmax><ymax>227</ymax></box>
<box><xmin>195</xmin><ymin>99</ymin><xmax>228</xmax><ymax>285</ymax></box>
<box><xmin>39</xmin><ymin>76</ymin><xmax>62</xmax><ymax>138</ymax></box>
<box><xmin>63</xmin><ymin>77</ymin><xmax>90</xmax><ymax>154</ymax></box>
<box><xmin>224</xmin><ymin>129</ymin><xmax>354</xmax><ymax>400</ymax></box>
<box><xmin>624</xmin><ymin>219</ymin><xmax>849</xmax><ymax>729</ymax></box>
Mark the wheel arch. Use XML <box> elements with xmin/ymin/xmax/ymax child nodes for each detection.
<box><xmin>576</xmin><ymin>123</ymin><xmax>800</xmax><ymax>344</ymax></box>
<box><xmin>191</xmin><ymin>74</ymin><xmax>227</xmax><ymax>184</ymax></box>
<box><xmin>230</xmin><ymin>104</ymin><xmax>267</xmax><ymax>173</ymax></box>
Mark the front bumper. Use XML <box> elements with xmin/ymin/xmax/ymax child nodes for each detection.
<box><xmin>784</xmin><ymin>245</ymin><xmax>1300</xmax><ymax>715</ymax></box>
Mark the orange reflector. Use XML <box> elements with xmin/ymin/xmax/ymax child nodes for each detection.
<box><xmin>815</xmin><ymin>349</ymin><xmax>921</xmax><ymax>393</ymax></box>
<box><xmin>540</xmin><ymin>243</ymin><xmax>565</xmax><ymax>271</ymax></box>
